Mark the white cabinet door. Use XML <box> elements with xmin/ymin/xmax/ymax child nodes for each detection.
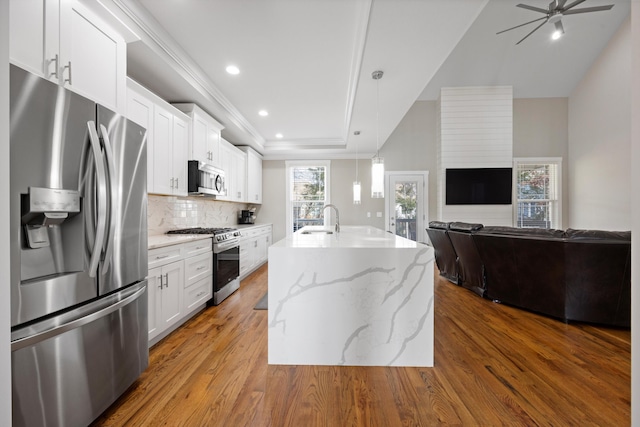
<box><xmin>59</xmin><ymin>0</ymin><xmax>126</xmax><ymax>112</ymax></box>
<box><xmin>152</xmin><ymin>104</ymin><xmax>174</xmax><ymax>195</ymax></box>
<box><xmin>147</xmin><ymin>266</ymin><xmax>162</xmax><ymax>341</ymax></box>
<box><xmin>126</xmin><ymin>88</ymin><xmax>154</xmax><ymax>191</ymax></box>
<box><xmin>173</xmin><ymin>103</ymin><xmax>224</xmax><ymax>167</ymax></box>
<box><xmin>161</xmin><ymin>260</ymin><xmax>184</xmax><ymax>331</ymax></box>
<box><xmin>217</xmin><ymin>140</ymin><xmax>232</xmax><ymax>201</ymax></box>
<box><xmin>9</xmin><ymin>0</ymin><xmax>58</xmax><ymax>79</ymax></box>
<box><xmin>232</xmin><ymin>148</ymin><xmax>247</xmax><ymax>202</ymax></box>
<box><xmin>191</xmin><ymin>113</ymin><xmax>209</xmax><ymax>164</ymax></box>
<box><xmin>172</xmin><ymin>114</ymin><xmax>189</xmax><ymax>196</ymax></box>
<box><xmin>246</xmin><ymin>149</ymin><xmax>263</xmax><ymax>204</ymax></box>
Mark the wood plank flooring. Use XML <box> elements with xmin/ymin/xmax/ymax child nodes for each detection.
<box><xmin>92</xmin><ymin>263</ymin><xmax>630</xmax><ymax>426</ymax></box>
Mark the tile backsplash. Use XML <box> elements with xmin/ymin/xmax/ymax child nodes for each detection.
<box><xmin>148</xmin><ymin>195</ymin><xmax>248</xmax><ymax>235</ymax></box>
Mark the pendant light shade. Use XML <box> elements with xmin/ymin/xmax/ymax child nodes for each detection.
<box><xmin>353</xmin><ymin>181</ymin><xmax>362</xmax><ymax>204</ymax></box>
<box><xmin>371</xmin><ymin>70</ymin><xmax>384</xmax><ymax>198</ymax></box>
<box><xmin>371</xmin><ymin>157</ymin><xmax>384</xmax><ymax>198</ymax></box>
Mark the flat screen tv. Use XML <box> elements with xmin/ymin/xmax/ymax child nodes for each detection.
<box><xmin>446</xmin><ymin>167</ymin><xmax>512</xmax><ymax>205</ymax></box>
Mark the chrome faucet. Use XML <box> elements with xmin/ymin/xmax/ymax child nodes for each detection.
<box><xmin>323</xmin><ymin>204</ymin><xmax>340</xmax><ymax>233</ymax></box>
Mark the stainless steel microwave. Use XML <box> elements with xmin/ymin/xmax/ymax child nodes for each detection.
<box><xmin>187</xmin><ymin>160</ymin><xmax>227</xmax><ymax>197</ymax></box>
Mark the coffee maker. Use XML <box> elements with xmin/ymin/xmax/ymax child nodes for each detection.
<box><xmin>238</xmin><ymin>209</ymin><xmax>256</xmax><ymax>224</ymax></box>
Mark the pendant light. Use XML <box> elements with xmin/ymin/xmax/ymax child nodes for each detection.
<box><xmin>371</xmin><ymin>70</ymin><xmax>384</xmax><ymax>198</ymax></box>
<box><xmin>353</xmin><ymin>131</ymin><xmax>361</xmax><ymax>204</ymax></box>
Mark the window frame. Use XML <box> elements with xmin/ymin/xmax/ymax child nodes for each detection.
<box><xmin>285</xmin><ymin>160</ymin><xmax>331</xmax><ymax>236</ymax></box>
<box><xmin>513</xmin><ymin>157</ymin><xmax>562</xmax><ymax>229</ymax></box>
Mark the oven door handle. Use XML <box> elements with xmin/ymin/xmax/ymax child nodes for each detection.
<box><xmin>214</xmin><ymin>240</ymin><xmax>239</xmax><ymax>253</ymax></box>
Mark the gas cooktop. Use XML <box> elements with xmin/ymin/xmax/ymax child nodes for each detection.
<box><xmin>167</xmin><ymin>227</ymin><xmax>236</xmax><ymax>235</ymax></box>
<box><xmin>166</xmin><ymin>227</ymin><xmax>241</xmax><ymax>243</ymax></box>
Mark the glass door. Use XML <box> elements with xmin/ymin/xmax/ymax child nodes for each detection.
<box><xmin>386</xmin><ymin>172</ymin><xmax>428</xmax><ymax>242</ymax></box>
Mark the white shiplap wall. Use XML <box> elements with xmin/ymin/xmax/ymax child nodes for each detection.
<box><xmin>437</xmin><ymin>86</ymin><xmax>513</xmax><ymax>225</ymax></box>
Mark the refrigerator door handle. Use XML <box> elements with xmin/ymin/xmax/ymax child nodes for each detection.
<box><xmin>11</xmin><ymin>283</ymin><xmax>147</xmax><ymax>351</ymax></box>
<box><xmin>99</xmin><ymin>124</ymin><xmax>117</xmax><ymax>273</ymax></box>
<box><xmin>87</xmin><ymin>121</ymin><xmax>108</xmax><ymax>278</ymax></box>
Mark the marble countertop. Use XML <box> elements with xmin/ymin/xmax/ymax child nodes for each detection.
<box><xmin>148</xmin><ymin>234</ymin><xmax>212</xmax><ymax>250</ymax></box>
<box><xmin>271</xmin><ymin>225</ymin><xmax>425</xmax><ymax>249</ymax></box>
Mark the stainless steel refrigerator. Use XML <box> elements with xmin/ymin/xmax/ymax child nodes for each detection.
<box><xmin>9</xmin><ymin>64</ymin><xmax>149</xmax><ymax>427</ymax></box>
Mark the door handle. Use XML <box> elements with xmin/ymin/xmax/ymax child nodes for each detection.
<box><xmin>86</xmin><ymin>122</ymin><xmax>107</xmax><ymax>278</ymax></box>
<box><xmin>99</xmin><ymin>124</ymin><xmax>116</xmax><ymax>273</ymax></box>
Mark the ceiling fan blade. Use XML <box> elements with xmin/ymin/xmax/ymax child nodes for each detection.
<box><xmin>496</xmin><ymin>16</ymin><xmax>548</xmax><ymax>35</ymax></box>
<box><xmin>563</xmin><ymin>5</ymin><xmax>614</xmax><ymax>15</ymax></box>
<box><xmin>516</xmin><ymin>3</ymin><xmax>549</xmax><ymax>14</ymax></box>
<box><xmin>516</xmin><ymin>18</ymin><xmax>549</xmax><ymax>45</ymax></box>
<box><xmin>554</xmin><ymin>19</ymin><xmax>564</xmax><ymax>34</ymax></box>
<box><xmin>561</xmin><ymin>0</ymin><xmax>587</xmax><ymax>12</ymax></box>
<box><xmin>557</xmin><ymin>0</ymin><xmax>568</xmax><ymax>8</ymax></box>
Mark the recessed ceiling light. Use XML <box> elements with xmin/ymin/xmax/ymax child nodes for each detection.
<box><xmin>275</xmin><ymin>133</ymin><xmax>283</xmax><ymax>139</ymax></box>
<box><xmin>226</xmin><ymin>65</ymin><xmax>240</xmax><ymax>75</ymax></box>
<box><xmin>259</xmin><ymin>110</ymin><xmax>269</xmax><ymax>117</ymax></box>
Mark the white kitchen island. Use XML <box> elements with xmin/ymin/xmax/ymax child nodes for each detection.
<box><xmin>268</xmin><ymin>226</ymin><xmax>434</xmax><ymax>367</ymax></box>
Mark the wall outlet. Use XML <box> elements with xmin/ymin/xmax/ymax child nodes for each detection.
<box><xmin>367</xmin><ymin>212</ymin><xmax>371</xmax><ymax>218</ymax></box>
<box><xmin>376</xmin><ymin>212</ymin><xmax>382</xmax><ymax>218</ymax></box>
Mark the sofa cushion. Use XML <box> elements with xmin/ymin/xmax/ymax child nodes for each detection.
<box><xmin>480</xmin><ymin>226</ymin><xmax>565</xmax><ymax>238</ymax></box>
<box><xmin>449</xmin><ymin>222</ymin><xmax>483</xmax><ymax>232</ymax></box>
<box><xmin>565</xmin><ymin>228</ymin><xmax>631</xmax><ymax>242</ymax></box>
<box><xmin>428</xmin><ymin>221</ymin><xmax>450</xmax><ymax>230</ymax></box>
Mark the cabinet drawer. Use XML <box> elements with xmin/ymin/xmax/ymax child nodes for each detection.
<box><xmin>184</xmin><ymin>252</ymin><xmax>212</xmax><ymax>288</ymax></box>
<box><xmin>184</xmin><ymin>239</ymin><xmax>212</xmax><ymax>257</ymax></box>
<box><xmin>183</xmin><ymin>276</ymin><xmax>212</xmax><ymax>313</ymax></box>
<box><xmin>148</xmin><ymin>244</ymin><xmax>184</xmax><ymax>269</ymax></box>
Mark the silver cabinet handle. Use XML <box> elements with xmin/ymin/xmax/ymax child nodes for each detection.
<box><xmin>164</xmin><ymin>273</ymin><xmax>169</xmax><ymax>288</ymax></box>
<box><xmin>196</xmin><ymin>266</ymin><xmax>206</xmax><ymax>271</ymax></box>
<box><xmin>63</xmin><ymin>61</ymin><xmax>72</xmax><ymax>84</ymax></box>
<box><xmin>175</xmin><ymin>178</ymin><xmax>179</xmax><ymax>189</ymax></box>
<box><xmin>49</xmin><ymin>54</ymin><xmax>58</xmax><ymax>79</ymax></box>
<box><xmin>158</xmin><ymin>275</ymin><xmax>163</xmax><ymax>289</ymax></box>
<box><xmin>170</xmin><ymin>177</ymin><xmax>175</xmax><ymax>189</ymax></box>
<box><xmin>196</xmin><ymin>291</ymin><xmax>205</xmax><ymax>298</ymax></box>
<box><xmin>155</xmin><ymin>254</ymin><xmax>169</xmax><ymax>260</ymax></box>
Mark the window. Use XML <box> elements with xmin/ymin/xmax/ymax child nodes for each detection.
<box><xmin>514</xmin><ymin>158</ymin><xmax>562</xmax><ymax>229</ymax></box>
<box><xmin>285</xmin><ymin>161</ymin><xmax>330</xmax><ymax>235</ymax></box>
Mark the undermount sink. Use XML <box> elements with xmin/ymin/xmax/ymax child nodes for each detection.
<box><xmin>300</xmin><ymin>230</ymin><xmax>333</xmax><ymax>235</ymax></box>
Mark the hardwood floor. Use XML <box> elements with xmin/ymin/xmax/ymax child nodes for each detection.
<box><xmin>92</xmin><ymin>263</ymin><xmax>630</xmax><ymax>426</ymax></box>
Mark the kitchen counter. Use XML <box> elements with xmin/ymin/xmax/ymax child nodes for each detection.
<box><xmin>148</xmin><ymin>234</ymin><xmax>212</xmax><ymax>250</ymax></box>
<box><xmin>268</xmin><ymin>225</ymin><xmax>434</xmax><ymax>367</ymax></box>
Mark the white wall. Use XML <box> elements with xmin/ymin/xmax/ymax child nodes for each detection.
<box><xmin>438</xmin><ymin>86</ymin><xmax>513</xmax><ymax>225</ymax></box>
<box><xmin>568</xmin><ymin>17</ymin><xmax>632</xmax><ymax>230</ymax></box>
<box><xmin>260</xmin><ymin>159</ymin><xmax>385</xmax><ymax>244</ymax></box>
<box><xmin>631</xmin><ymin>2</ymin><xmax>639</xmax><ymax>424</ymax></box>
<box><xmin>1</xmin><ymin>0</ymin><xmax>13</xmax><ymax>422</ymax></box>
<box><xmin>513</xmin><ymin>98</ymin><xmax>569</xmax><ymax>227</ymax></box>
<box><xmin>379</xmin><ymin>101</ymin><xmax>438</xmax><ymax>222</ymax></box>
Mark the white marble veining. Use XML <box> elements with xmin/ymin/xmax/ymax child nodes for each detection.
<box><xmin>268</xmin><ymin>226</ymin><xmax>434</xmax><ymax>367</ymax></box>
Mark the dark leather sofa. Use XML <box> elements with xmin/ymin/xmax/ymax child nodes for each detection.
<box><xmin>426</xmin><ymin>221</ymin><xmax>631</xmax><ymax>327</ymax></box>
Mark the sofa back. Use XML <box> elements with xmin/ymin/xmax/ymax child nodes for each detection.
<box><xmin>448</xmin><ymin>222</ymin><xmax>486</xmax><ymax>297</ymax></box>
<box><xmin>426</xmin><ymin>221</ymin><xmax>459</xmax><ymax>284</ymax></box>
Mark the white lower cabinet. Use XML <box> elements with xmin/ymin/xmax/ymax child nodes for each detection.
<box><xmin>239</xmin><ymin>225</ymin><xmax>272</xmax><ymax>280</ymax></box>
<box><xmin>148</xmin><ymin>238</ymin><xmax>212</xmax><ymax>346</ymax></box>
<box><xmin>148</xmin><ymin>261</ymin><xmax>184</xmax><ymax>342</ymax></box>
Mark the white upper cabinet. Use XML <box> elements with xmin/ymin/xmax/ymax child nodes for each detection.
<box><xmin>219</xmin><ymin>139</ymin><xmax>247</xmax><ymax>203</ymax></box>
<box><xmin>127</xmin><ymin>79</ymin><xmax>190</xmax><ymax>196</ymax></box>
<box><xmin>10</xmin><ymin>0</ymin><xmax>127</xmax><ymax>112</ymax></box>
<box><xmin>240</xmin><ymin>147</ymin><xmax>263</xmax><ymax>204</ymax></box>
<box><xmin>173</xmin><ymin>103</ymin><xmax>224</xmax><ymax>168</ymax></box>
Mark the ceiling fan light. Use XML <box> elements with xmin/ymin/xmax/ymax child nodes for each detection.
<box><xmin>552</xmin><ymin>30</ymin><xmax>562</xmax><ymax>40</ymax></box>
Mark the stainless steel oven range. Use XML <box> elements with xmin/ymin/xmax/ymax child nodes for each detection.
<box><xmin>167</xmin><ymin>227</ymin><xmax>241</xmax><ymax>305</ymax></box>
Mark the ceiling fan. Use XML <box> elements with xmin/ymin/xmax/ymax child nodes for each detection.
<box><xmin>497</xmin><ymin>0</ymin><xmax>614</xmax><ymax>45</ymax></box>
